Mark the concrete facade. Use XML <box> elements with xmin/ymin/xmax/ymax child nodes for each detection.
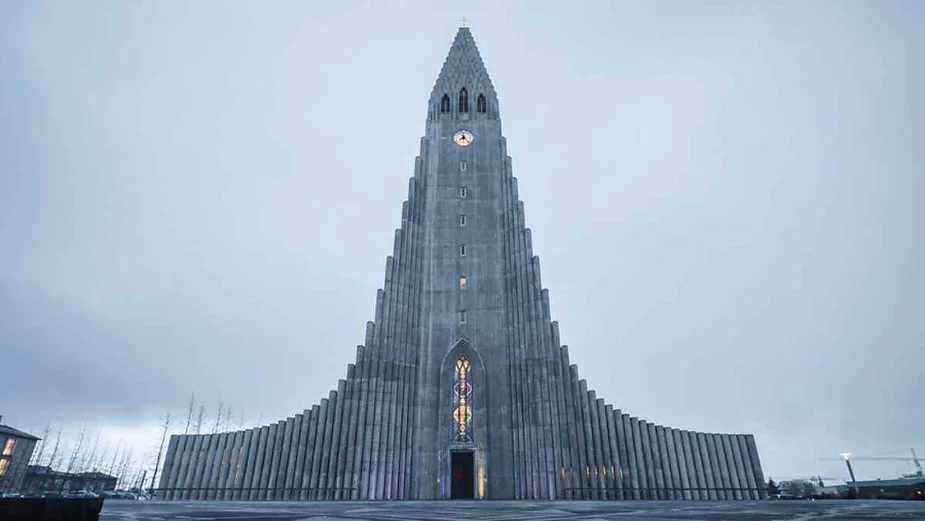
<box><xmin>157</xmin><ymin>26</ymin><xmax>766</xmax><ymax>501</ymax></box>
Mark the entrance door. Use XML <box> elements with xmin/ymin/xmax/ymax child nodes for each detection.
<box><xmin>450</xmin><ymin>451</ymin><xmax>474</xmax><ymax>499</ymax></box>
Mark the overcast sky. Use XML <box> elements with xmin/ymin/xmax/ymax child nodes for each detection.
<box><xmin>2</xmin><ymin>1</ymin><xmax>924</xmax><ymax>485</ymax></box>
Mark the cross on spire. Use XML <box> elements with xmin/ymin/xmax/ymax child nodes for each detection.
<box><xmin>458</xmin><ymin>17</ymin><xmax>470</xmax><ymax>28</ymax></box>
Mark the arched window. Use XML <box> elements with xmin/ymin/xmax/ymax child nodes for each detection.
<box><xmin>440</xmin><ymin>94</ymin><xmax>451</xmax><ymax>113</ymax></box>
<box><xmin>453</xmin><ymin>357</ymin><xmax>472</xmax><ymax>442</ymax></box>
<box><xmin>477</xmin><ymin>94</ymin><xmax>487</xmax><ymax>113</ymax></box>
<box><xmin>458</xmin><ymin>88</ymin><xmax>469</xmax><ymax>113</ymax></box>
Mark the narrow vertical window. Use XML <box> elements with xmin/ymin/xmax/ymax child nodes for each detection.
<box><xmin>440</xmin><ymin>94</ymin><xmax>451</xmax><ymax>113</ymax></box>
<box><xmin>477</xmin><ymin>94</ymin><xmax>487</xmax><ymax>113</ymax></box>
<box><xmin>459</xmin><ymin>276</ymin><xmax>467</xmax><ymax>290</ymax></box>
<box><xmin>452</xmin><ymin>357</ymin><xmax>472</xmax><ymax>442</ymax></box>
<box><xmin>459</xmin><ymin>244</ymin><xmax>467</xmax><ymax>256</ymax></box>
<box><xmin>460</xmin><ymin>161</ymin><xmax>467</xmax><ymax>171</ymax></box>
<box><xmin>1</xmin><ymin>439</ymin><xmax>14</xmax><ymax>456</ymax></box>
<box><xmin>459</xmin><ymin>187</ymin><xmax>468</xmax><ymax>198</ymax></box>
<box><xmin>459</xmin><ymin>310</ymin><xmax>467</xmax><ymax>324</ymax></box>
<box><xmin>459</xmin><ymin>214</ymin><xmax>467</xmax><ymax>226</ymax></box>
<box><xmin>458</xmin><ymin>87</ymin><xmax>469</xmax><ymax>113</ymax></box>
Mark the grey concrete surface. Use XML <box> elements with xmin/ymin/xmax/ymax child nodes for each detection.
<box><xmin>101</xmin><ymin>499</ymin><xmax>925</xmax><ymax>521</ymax></box>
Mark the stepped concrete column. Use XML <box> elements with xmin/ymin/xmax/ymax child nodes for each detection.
<box><xmin>745</xmin><ymin>435</ymin><xmax>767</xmax><ymax>499</ymax></box>
<box><xmin>723</xmin><ymin>435</ymin><xmax>744</xmax><ymax>499</ymax></box>
<box><xmin>163</xmin><ymin>436</ymin><xmax>184</xmax><ymax>500</ymax></box>
<box><xmin>697</xmin><ymin>433</ymin><xmax>716</xmax><ymax>500</ymax></box>
<box><xmin>621</xmin><ymin>414</ymin><xmax>640</xmax><ymax>499</ymax></box>
<box><xmin>665</xmin><ymin>428</ymin><xmax>683</xmax><ymax>500</ymax></box>
<box><xmin>736</xmin><ymin>435</ymin><xmax>759</xmax><ymax>500</ymax></box>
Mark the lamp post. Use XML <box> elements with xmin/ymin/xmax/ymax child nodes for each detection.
<box><xmin>840</xmin><ymin>453</ymin><xmax>859</xmax><ymax>497</ymax></box>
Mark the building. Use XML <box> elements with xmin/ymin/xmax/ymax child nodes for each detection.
<box><xmin>0</xmin><ymin>419</ymin><xmax>40</xmax><ymax>494</ymax></box>
<box><xmin>21</xmin><ymin>466</ymin><xmax>118</xmax><ymax>496</ymax></box>
<box><xmin>840</xmin><ymin>477</ymin><xmax>925</xmax><ymax>500</ymax></box>
<box><xmin>157</xmin><ymin>25</ymin><xmax>767</xmax><ymax>501</ymax></box>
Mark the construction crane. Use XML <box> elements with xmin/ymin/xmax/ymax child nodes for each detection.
<box><xmin>819</xmin><ymin>448</ymin><xmax>924</xmax><ymax>478</ymax></box>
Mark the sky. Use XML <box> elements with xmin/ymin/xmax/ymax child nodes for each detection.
<box><xmin>1</xmin><ymin>0</ymin><xmax>924</xmax><ymax>486</ymax></box>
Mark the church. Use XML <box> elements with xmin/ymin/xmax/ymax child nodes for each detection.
<box><xmin>157</xmin><ymin>25</ymin><xmax>767</xmax><ymax>501</ymax></box>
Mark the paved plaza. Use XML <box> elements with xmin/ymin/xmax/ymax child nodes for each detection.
<box><xmin>100</xmin><ymin>499</ymin><xmax>925</xmax><ymax>520</ymax></box>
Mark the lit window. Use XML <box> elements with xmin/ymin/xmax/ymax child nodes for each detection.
<box><xmin>0</xmin><ymin>459</ymin><xmax>8</xmax><ymax>476</ymax></box>
<box><xmin>459</xmin><ymin>244</ymin><xmax>467</xmax><ymax>256</ymax></box>
<box><xmin>459</xmin><ymin>186</ymin><xmax>468</xmax><ymax>198</ymax></box>
<box><xmin>459</xmin><ymin>276</ymin><xmax>467</xmax><ymax>290</ymax></box>
<box><xmin>459</xmin><ymin>214</ymin><xmax>467</xmax><ymax>226</ymax></box>
<box><xmin>452</xmin><ymin>357</ymin><xmax>472</xmax><ymax>441</ymax></box>
<box><xmin>459</xmin><ymin>310</ymin><xmax>467</xmax><ymax>324</ymax></box>
<box><xmin>1</xmin><ymin>439</ymin><xmax>14</xmax><ymax>456</ymax></box>
<box><xmin>460</xmin><ymin>161</ymin><xmax>467</xmax><ymax>171</ymax></box>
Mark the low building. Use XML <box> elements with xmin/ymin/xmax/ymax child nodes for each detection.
<box><xmin>0</xmin><ymin>419</ymin><xmax>40</xmax><ymax>494</ymax></box>
<box><xmin>21</xmin><ymin>466</ymin><xmax>118</xmax><ymax>496</ymax></box>
<box><xmin>850</xmin><ymin>477</ymin><xmax>925</xmax><ymax>500</ymax></box>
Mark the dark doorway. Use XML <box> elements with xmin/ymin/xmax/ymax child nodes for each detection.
<box><xmin>450</xmin><ymin>450</ymin><xmax>475</xmax><ymax>499</ymax></box>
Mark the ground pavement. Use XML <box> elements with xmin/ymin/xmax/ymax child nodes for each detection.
<box><xmin>100</xmin><ymin>499</ymin><xmax>925</xmax><ymax>520</ymax></box>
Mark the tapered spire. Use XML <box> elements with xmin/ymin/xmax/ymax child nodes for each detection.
<box><xmin>429</xmin><ymin>26</ymin><xmax>498</xmax><ymax>116</ymax></box>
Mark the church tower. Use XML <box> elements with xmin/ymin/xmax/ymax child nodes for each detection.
<box><xmin>157</xmin><ymin>25</ymin><xmax>768</xmax><ymax>502</ymax></box>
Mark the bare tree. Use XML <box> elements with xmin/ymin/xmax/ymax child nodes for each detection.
<box><xmin>117</xmin><ymin>447</ymin><xmax>133</xmax><ymax>489</ymax></box>
<box><xmin>212</xmin><ymin>402</ymin><xmax>224</xmax><ymax>434</ymax></box>
<box><xmin>236</xmin><ymin>407</ymin><xmax>247</xmax><ymax>430</ymax></box>
<box><xmin>30</xmin><ymin>423</ymin><xmax>51</xmax><ymax>466</ymax></box>
<box><xmin>194</xmin><ymin>404</ymin><xmax>205</xmax><ymax>434</ymax></box>
<box><xmin>80</xmin><ymin>433</ymin><xmax>100</xmax><ymax>473</ymax></box>
<box><xmin>65</xmin><ymin>425</ymin><xmax>87</xmax><ymax>473</ymax></box>
<box><xmin>45</xmin><ymin>427</ymin><xmax>62</xmax><ymax>469</ymax></box>
<box><xmin>107</xmin><ymin>440</ymin><xmax>123</xmax><ymax>476</ymax></box>
<box><xmin>184</xmin><ymin>392</ymin><xmax>196</xmax><ymax>434</ymax></box>
<box><xmin>149</xmin><ymin>412</ymin><xmax>172</xmax><ymax>493</ymax></box>
<box><xmin>222</xmin><ymin>405</ymin><xmax>234</xmax><ymax>433</ymax></box>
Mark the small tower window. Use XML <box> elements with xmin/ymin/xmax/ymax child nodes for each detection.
<box><xmin>460</xmin><ymin>161</ymin><xmax>467</xmax><ymax>171</ymax></box>
<box><xmin>459</xmin><ymin>187</ymin><xmax>468</xmax><ymax>198</ymax></box>
<box><xmin>459</xmin><ymin>214</ymin><xmax>467</xmax><ymax>226</ymax></box>
<box><xmin>458</xmin><ymin>88</ymin><xmax>469</xmax><ymax>113</ymax></box>
<box><xmin>440</xmin><ymin>94</ymin><xmax>450</xmax><ymax>113</ymax></box>
<box><xmin>477</xmin><ymin>94</ymin><xmax>487</xmax><ymax>113</ymax></box>
<box><xmin>460</xmin><ymin>244</ymin><xmax>467</xmax><ymax>256</ymax></box>
<box><xmin>459</xmin><ymin>276</ymin><xmax>467</xmax><ymax>290</ymax></box>
<box><xmin>459</xmin><ymin>310</ymin><xmax>468</xmax><ymax>324</ymax></box>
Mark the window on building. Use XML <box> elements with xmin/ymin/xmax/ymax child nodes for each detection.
<box><xmin>1</xmin><ymin>439</ymin><xmax>14</xmax><ymax>456</ymax></box>
<box><xmin>459</xmin><ymin>244</ymin><xmax>467</xmax><ymax>256</ymax></box>
<box><xmin>459</xmin><ymin>310</ymin><xmax>467</xmax><ymax>324</ymax></box>
<box><xmin>477</xmin><ymin>94</ymin><xmax>487</xmax><ymax>113</ymax></box>
<box><xmin>459</xmin><ymin>276</ymin><xmax>467</xmax><ymax>290</ymax></box>
<box><xmin>459</xmin><ymin>214</ymin><xmax>467</xmax><ymax>226</ymax></box>
<box><xmin>0</xmin><ymin>459</ymin><xmax>8</xmax><ymax>476</ymax></box>
<box><xmin>458</xmin><ymin>87</ymin><xmax>469</xmax><ymax>113</ymax></box>
<box><xmin>440</xmin><ymin>94</ymin><xmax>451</xmax><ymax>113</ymax></box>
<box><xmin>459</xmin><ymin>187</ymin><xmax>468</xmax><ymax>198</ymax></box>
<box><xmin>452</xmin><ymin>357</ymin><xmax>472</xmax><ymax>441</ymax></box>
<box><xmin>460</xmin><ymin>161</ymin><xmax>467</xmax><ymax>171</ymax></box>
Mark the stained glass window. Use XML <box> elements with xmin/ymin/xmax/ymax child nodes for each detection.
<box><xmin>453</xmin><ymin>357</ymin><xmax>472</xmax><ymax>442</ymax></box>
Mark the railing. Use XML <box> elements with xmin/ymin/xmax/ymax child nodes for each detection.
<box><xmin>147</xmin><ymin>487</ymin><xmax>358</xmax><ymax>500</ymax></box>
<box><xmin>562</xmin><ymin>486</ymin><xmax>764</xmax><ymax>500</ymax></box>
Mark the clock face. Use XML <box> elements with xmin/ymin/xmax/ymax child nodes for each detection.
<box><xmin>453</xmin><ymin>130</ymin><xmax>474</xmax><ymax>147</ymax></box>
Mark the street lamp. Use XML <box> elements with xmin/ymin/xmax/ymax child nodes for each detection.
<box><xmin>840</xmin><ymin>453</ymin><xmax>859</xmax><ymax>497</ymax></box>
